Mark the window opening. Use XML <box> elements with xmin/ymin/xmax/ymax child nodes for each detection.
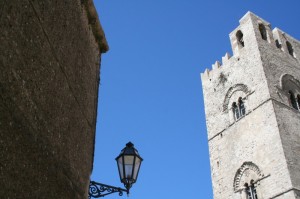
<box><xmin>286</xmin><ymin>41</ymin><xmax>294</xmax><ymax>57</ymax></box>
<box><xmin>232</xmin><ymin>98</ymin><xmax>246</xmax><ymax>121</ymax></box>
<box><xmin>236</xmin><ymin>30</ymin><xmax>245</xmax><ymax>47</ymax></box>
<box><xmin>275</xmin><ymin>40</ymin><xmax>282</xmax><ymax>49</ymax></box>
<box><xmin>289</xmin><ymin>91</ymin><xmax>298</xmax><ymax>110</ymax></box>
<box><xmin>245</xmin><ymin>181</ymin><xmax>258</xmax><ymax>199</ymax></box>
<box><xmin>258</xmin><ymin>24</ymin><xmax>267</xmax><ymax>41</ymax></box>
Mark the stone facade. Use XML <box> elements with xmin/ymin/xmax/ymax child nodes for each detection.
<box><xmin>201</xmin><ymin>12</ymin><xmax>300</xmax><ymax>199</ymax></box>
<box><xmin>0</xmin><ymin>0</ymin><xmax>107</xmax><ymax>198</ymax></box>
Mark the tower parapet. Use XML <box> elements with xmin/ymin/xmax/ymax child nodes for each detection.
<box><xmin>201</xmin><ymin>11</ymin><xmax>299</xmax><ymax>80</ymax></box>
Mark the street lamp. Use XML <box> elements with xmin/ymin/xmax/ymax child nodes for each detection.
<box><xmin>89</xmin><ymin>142</ymin><xmax>143</xmax><ymax>198</ymax></box>
<box><xmin>116</xmin><ymin>142</ymin><xmax>143</xmax><ymax>191</ymax></box>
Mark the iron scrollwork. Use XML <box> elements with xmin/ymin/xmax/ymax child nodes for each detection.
<box><xmin>89</xmin><ymin>181</ymin><xmax>128</xmax><ymax>198</ymax></box>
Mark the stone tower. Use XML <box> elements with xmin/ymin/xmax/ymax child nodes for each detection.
<box><xmin>201</xmin><ymin>12</ymin><xmax>300</xmax><ymax>199</ymax></box>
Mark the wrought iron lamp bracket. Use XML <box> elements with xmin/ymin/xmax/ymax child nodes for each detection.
<box><xmin>88</xmin><ymin>181</ymin><xmax>128</xmax><ymax>198</ymax></box>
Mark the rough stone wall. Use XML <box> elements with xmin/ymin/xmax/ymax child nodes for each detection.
<box><xmin>258</xmin><ymin>19</ymin><xmax>300</xmax><ymax>195</ymax></box>
<box><xmin>0</xmin><ymin>0</ymin><xmax>107</xmax><ymax>198</ymax></box>
<box><xmin>201</xmin><ymin>12</ymin><xmax>300</xmax><ymax>199</ymax></box>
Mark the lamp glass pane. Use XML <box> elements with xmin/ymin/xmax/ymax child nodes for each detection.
<box><xmin>133</xmin><ymin>157</ymin><xmax>141</xmax><ymax>180</ymax></box>
<box><xmin>117</xmin><ymin>156</ymin><xmax>124</xmax><ymax>179</ymax></box>
<box><xmin>124</xmin><ymin>156</ymin><xmax>134</xmax><ymax>179</ymax></box>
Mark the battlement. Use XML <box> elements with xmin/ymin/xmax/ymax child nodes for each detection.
<box><xmin>201</xmin><ymin>11</ymin><xmax>300</xmax><ymax>80</ymax></box>
<box><xmin>272</xmin><ymin>27</ymin><xmax>300</xmax><ymax>57</ymax></box>
<box><xmin>201</xmin><ymin>52</ymin><xmax>232</xmax><ymax>78</ymax></box>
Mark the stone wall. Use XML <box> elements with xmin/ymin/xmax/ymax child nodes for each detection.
<box><xmin>259</xmin><ymin>24</ymin><xmax>300</xmax><ymax>195</ymax></box>
<box><xmin>0</xmin><ymin>0</ymin><xmax>107</xmax><ymax>198</ymax></box>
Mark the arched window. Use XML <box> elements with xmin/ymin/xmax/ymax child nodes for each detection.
<box><xmin>245</xmin><ymin>181</ymin><xmax>258</xmax><ymax>199</ymax></box>
<box><xmin>232</xmin><ymin>98</ymin><xmax>246</xmax><ymax>121</ymax></box>
<box><xmin>286</xmin><ymin>41</ymin><xmax>294</xmax><ymax>57</ymax></box>
<box><xmin>281</xmin><ymin>74</ymin><xmax>300</xmax><ymax>111</ymax></box>
<box><xmin>258</xmin><ymin>24</ymin><xmax>267</xmax><ymax>41</ymax></box>
<box><xmin>236</xmin><ymin>30</ymin><xmax>245</xmax><ymax>47</ymax></box>
<box><xmin>289</xmin><ymin>91</ymin><xmax>298</xmax><ymax>110</ymax></box>
<box><xmin>238</xmin><ymin>97</ymin><xmax>246</xmax><ymax>117</ymax></box>
<box><xmin>234</xmin><ymin>162</ymin><xmax>263</xmax><ymax>196</ymax></box>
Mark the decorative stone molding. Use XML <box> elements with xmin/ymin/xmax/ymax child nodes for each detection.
<box><xmin>233</xmin><ymin>162</ymin><xmax>264</xmax><ymax>192</ymax></box>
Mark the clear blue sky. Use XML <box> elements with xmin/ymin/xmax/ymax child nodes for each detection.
<box><xmin>91</xmin><ymin>1</ymin><xmax>300</xmax><ymax>199</ymax></box>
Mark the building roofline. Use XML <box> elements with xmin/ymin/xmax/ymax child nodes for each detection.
<box><xmin>83</xmin><ymin>0</ymin><xmax>109</xmax><ymax>53</ymax></box>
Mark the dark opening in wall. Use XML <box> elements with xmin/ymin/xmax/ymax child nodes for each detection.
<box><xmin>289</xmin><ymin>90</ymin><xmax>298</xmax><ymax>110</ymax></box>
<box><xmin>286</xmin><ymin>41</ymin><xmax>294</xmax><ymax>57</ymax></box>
<box><xmin>236</xmin><ymin>30</ymin><xmax>244</xmax><ymax>47</ymax></box>
<box><xmin>275</xmin><ymin>40</ymin><xmax>282</xmax><ymax>49</ymax></box>
<box><xmin>259</xmin><ymin>24</ymin><xmax>267</xmax><ymax>41</ymax></box>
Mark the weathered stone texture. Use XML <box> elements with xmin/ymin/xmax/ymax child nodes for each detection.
<box><xmin>201</xmin><ymin>12</ymin><xmax>300</xmax><ymax>199</ymax></box>
<box><xmin>0</xmin><ymin>0</ymin><xmax>107</xmax><ymax>198</ymax></box>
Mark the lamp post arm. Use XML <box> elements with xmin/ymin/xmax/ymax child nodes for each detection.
<box><xmin>88</xmin><ymin>181</ymin><xmax>129</xmax><ymax>198</ymax></box>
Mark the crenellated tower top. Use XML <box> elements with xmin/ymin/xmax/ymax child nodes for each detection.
<box><xmin>201</xmin><ymin>11</ymin><xmax>300</xmax><ymax>80</ymax></box>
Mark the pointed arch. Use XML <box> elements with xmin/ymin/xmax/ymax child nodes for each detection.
<box><xmin>223</xmin><ymin>84</ymin><xmax>250</xmax><ymax>112</ymax></box>
<box><xmin>280</xmin><ymin>74</ymin><xmax>300</xmax><ymax>90</ymax></box>
<box><xmin>280</xmin><ymin>74</ymin><xmax>300</xmax><ymax>110</ymax></box>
